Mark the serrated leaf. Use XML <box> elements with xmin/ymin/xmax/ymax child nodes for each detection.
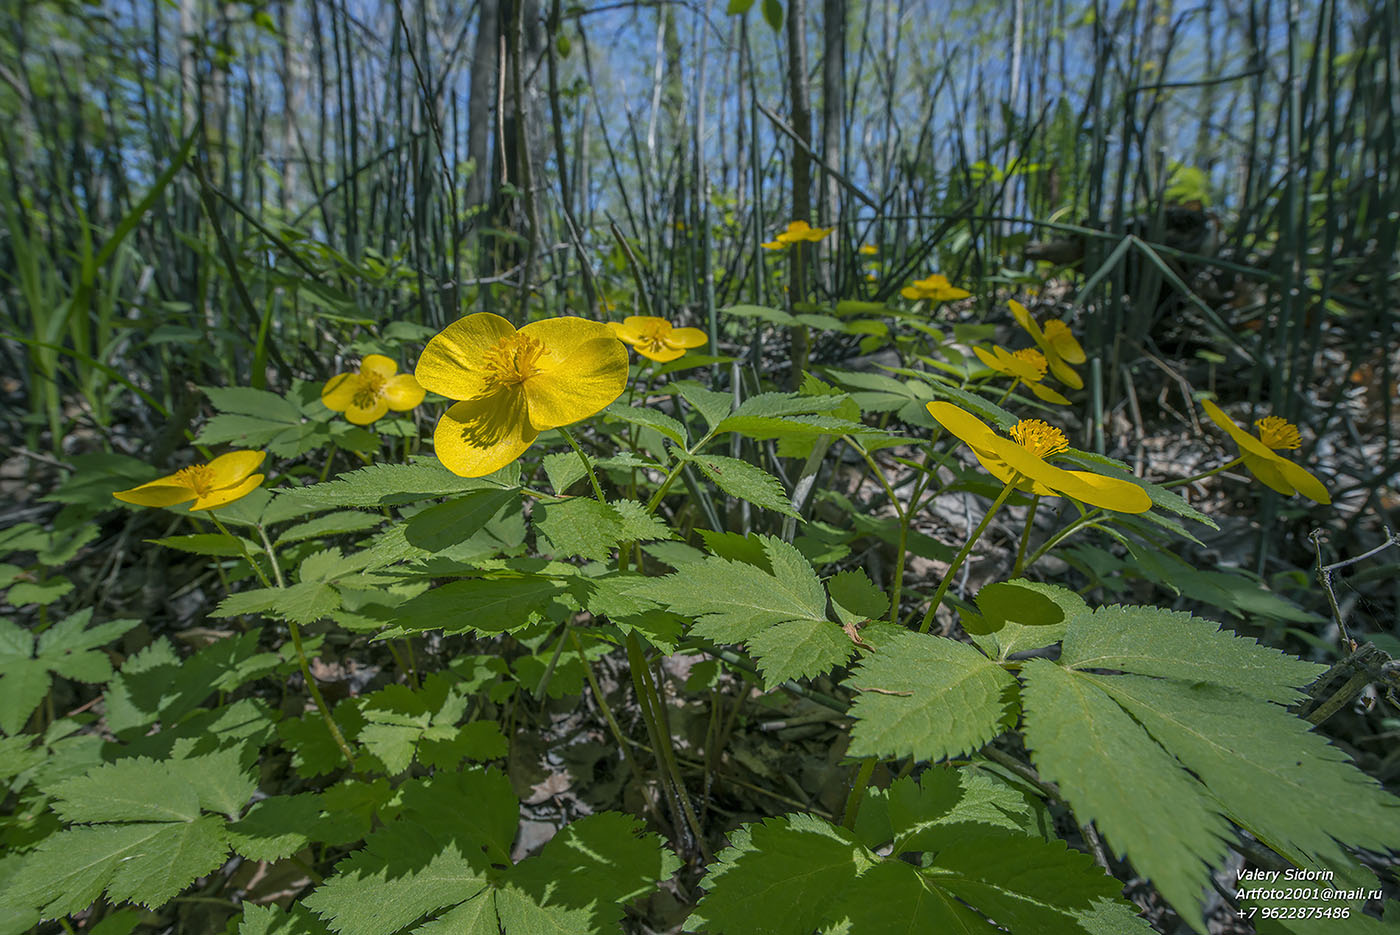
<box><xmin>202</xmin><ymin>385</ymin><xmax>302</xmax><ymax>421</ymax></box>
<box><xmin>6</xmin><ymin>818</ymin><xmax>229</xmax><ymax>918</ymax></box>
<box><xmin>676</xmin><ymin>382</ymin><xmax>733</xmax><ymax>428</ymax></box>
<box><xmin>1061</xmin><ymin>605</ymin><xmax>1325</xmax><ymax>704</ymax></box>
<box><xmin>147</xmin><ymin>533</ymin><xmax>260</xmax><ymax>556</ymax></box>
<box><xmin>819</xmin><ymin>858</ymin><xmax>1000</xmax><ymax>934</ymax></box>
<box><xmin>745</xmin><ymin>618</ymin><xmax>853</xmax><ymax>685</ymax></box>
<box><xmin>387</xmin><ymin>577</ymin><xmax>566</xmax><ymax>636</ymax></box>
<box><xmin>227</xmin><ymin>794</ymin><xmax>325</xmax><ymax>862</ymax></box>
<box><xmin>534</xmin><ymin>497</ymin><xmax>625</xmax><ymax>561</ymax></box>
<box><xmin>856</xmin><ymin>768</ymin><xmax>1038</xmax><ymax>855</ymax></box>
<box><xmin>612</xmin><ymin>499</ymin><xmax>676</xmax><ymax>543</ymax></box>
<box><xmin>688</xmin><ymin>453</ymin><xmax>798</xmax><ymax>517</ymax></box>
<box><xmin>278</xmin><ymin>461</ymin><xmax>510</xmax><ymax>510</ymax></box>
<box><xmin>304</xmin><ymin>825</ymin><xmax>488</xmax><ymax>935</ymax></box>
<box><xmin>541</xmin><ymin>451</ymin><xmax>588</xmax><ymax>496</ymax></box>
<box><xmin>844</xmin><ymin>630</ymin><xmax>1019</xmax><ymax>762</ymax></box>
<box><xmin>606</xmin><ymin>402</ymin><xmax>688</xmax><ymax>447</ymax></box>
<box><xmin>51</xmin><ymin>757</ymin><xmax>202</xmax><ymax>823</ymax></box>
<box><xmin>688</xmin><ymin>814</ymin><xmax>873</xmax><ymax>935</ymax></box>
<box><xmin>827</xmin><ymin>569</ymin><xmax>888</xmax><ymax>624</ymax></box>
<box><xmin>404</xmin><ymin>489</ymin><xmax>521</xmax><ymax>551</ymax></box>
<box><xmin>275</xmin><ymin>511</ymin><xmax>384</xmax><ymax>546</ymax></box>
<box><xmin>239</xmin><ymin>903</ymin><xmax>332</xmax><ymax>935</ymax></box>
<box><xmin>1020</xmin><ymin>658</ymin><xmax>1232</xmax><ymax>932</ymax></box>
<box><xmin>1091</xmin><ymin>673</ymin><xmax>1400</xmax><ymax>881</ymax></box>
<box><xmin>169</xmin><ymin>748</ymin><xmax>258</xmax><ymax>816</ymax></box>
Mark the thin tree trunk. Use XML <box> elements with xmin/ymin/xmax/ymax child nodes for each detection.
<box><xmin>786</xmin><ymin>0</ymin><xmax>811</xmax><ymax>387</ymax></box>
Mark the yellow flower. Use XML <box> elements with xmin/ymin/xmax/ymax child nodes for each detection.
<box><xmin>972</xmin><ymin>345</ymin><xmax>1070</xmax><ymax>405</ymax></box>
<box><xmin>113</xmin><ymin>451</ymin><xmax>266</xmax><ymax>512</ymax></box>
<box><xmin>322</xmin><ymin>354</ymin><xmax>426</xmax><ymax>425</ymax></box>
<box><xmin>858</xmin><ymin>244</ymin><xmax>879</xmax><ymax>256</ymax></box>
<box><xmin>1008</xmin><ymin>300</ymin><xmax>1085</xmax><ymax>389</ymax></box>
<box><xmin>1200</xmin><ymin>400</ymin><xmax>1329</xmax><ymax>503</ymax></box>
<box><xmin>415</xmin><ymin>312</ymin><xmax>629</xmax><ymax>477</ymax></box>
<box><xmin>607</xmin><ymin>316</ymin><xmax>708</xmax><ymax>363</ymax></box>
<box><xmin>760</xmin><ymin>219</ymin><xmax>835</xmax><ymax>250</ymax></box>
<box><xmin>925</xmin><ymin>402</ymin><xmax>1151</xmax><ymax>513</ymax></box>
<box><xmin>900</xmin><ymin>274</ymin><xmax>972</xmax><ymax>302</ymax></box>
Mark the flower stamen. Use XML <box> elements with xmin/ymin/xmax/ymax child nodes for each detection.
<box><xmin>1008</xmin><ymin>419</ymin><xmax>1069</xmax><ymax>458</ymax></box>
<box><xmin>173</xmin><ymin>464</ymin><xmax>215</xmax><ymax>497</ymax></box>
<box><xmin>481</xmin><ymin>333</ymin><xmax>547</xmax><ymax>393</ymax></box>
<box><xmin>1011</xmin><ymin>348</ymin><xmax>1048</xmax><ymax>379</ymax></box>
<box><xmin>1255</xmin><ymin>415</ymin><xmax>1302</xmax><ymax>450</ymax></box>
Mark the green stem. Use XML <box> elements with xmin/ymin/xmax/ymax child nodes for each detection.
<box><xmin>1163</xmin><ymin>455</ymin><xmax>1245</xmax><ymax>488</ymax></box>
<box><xmin>572</xmin><ymin>630</ymin><xmax>664</xmax><ymax>826</ymax></box>
<box><xmin>221</xmin><ymin>515</ymin><xmax>355</xmax><ymax>768</ymax></box>
<box><xmin>208</xmin><ymin>513</ymin><xmax>271</xmax><ymax>589</ymax></box>
<box><xmin>918</xmin><ymin>482</ymin><xmax>1015</xmax><ymax>634</ymax></box>
<box><xmin>558</xmin><ymin>425</ymin><xmax>606</xmax><ymax>503</ymax></box>
<box><xmin>1021</xmin><ymin>508</ymin><xmax>1105</xmax><ymax>571</ymax></box>
<box><xmin>625</xmin><ymin>631</ymin><xmax>710</xmax><ymax>861</ymax></box>
<box><xmin>1011</xmin><ymin>496</ymin><xmax>1041</xmax><ymax>577</ymax></box>
<box><xmin>841</xmin><ymin>756</ymin><xmax>878</xmax><ymax>829</ymax></box>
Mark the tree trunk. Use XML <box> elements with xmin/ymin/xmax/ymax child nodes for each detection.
<box><xmin>785</xmin><ymin>0</ymin><xmax>811</xmax><ymax>387</ymax></box>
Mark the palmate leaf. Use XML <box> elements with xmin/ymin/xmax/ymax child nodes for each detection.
<box><xmin>686</xmin><ymin>812</ymin><xmax>1143</xmax><ymax>935</ymax></box>
<box><xmin>1022</xmin><ymin>602</ymin><xmax>1400</xmax><ymax>932</ymax></box>
<box><xmin>0</xmin><ymin>610</ymin><xmax>140</xmax><ymax>735</ymax></box>
<box><xmin>635</xmin><ymin>536</ymin><xmax>853</xmax><ymax>687</ymax></box>
<box><xmin>842</xmin><ymin>629</ymin><xmax>1019</xmax><ymax>763</ymax></box>
<box><xmin>305</xmin><ymin>768</ymin><xmax>677</xmax><ymax>935</ymax></box>
<box><xmin>5</xmin><ymin>752</ymin><xmax>255</xmax><ymax>919</ymax></box>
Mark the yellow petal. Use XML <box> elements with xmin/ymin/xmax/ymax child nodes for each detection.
<box><xmin>1057</xmin><ymin>470</ymin><xmax>1153</xmax><ymax>513</ymax></box>
<box><xmin>524</xmin><ymin>336</ymin><xmax>629</xmax><ymax>429</ymax></box>
<box><xmin>207</xmin><ymin>451</ymin><xmax>267</xmax><ymax>487</ymax></box>
<box><xmin>1271</xmin><ymin>457</ymin><xmax>1329</xmax><ymax>504</ymax></box>
<box><xmin>1045</xmin><ymin>353</ymin><xmax>1083</xmax><ymax>390</ymax></box>
<box><xmin>635</xmin><ymin>343</ymin><xmax>687</xmax><ymax>363</ymax></box>
<box><xmin>666</xmin><ymin>327</ymin><xmax>708</xmax><ymax>349</ymax></box>
<box><xmin>416</xmin><ymin>312</ymin><xmax>517</xmax><ymax>400</ymax></box>
<box><xmin>1201</xmin><ymin>399</ymin><xmax>1275</xmax><ymax>460</ymax></box>
<box><xmin>1242</xmin><ymin>452</ymin><xmax>1297</xmax><ymax>497</ymax></box>
<box><xmin>113</xmin><ymin>481</ymin><xmax>197</xmax><ymax>507</ymax></box>
<box><xmin>360</xmin><ymin>354</ymin><xmax>398</xmax><ymax>380</ymax></box>
<box><xmin>925</xmin><ymin>401</ymin><xmax>1002</xmax><ymax>451</ymax></box>
<box><xmin>1045</xmin><ymin>321</ymin><xmax>1086</xmax><ymax>364</ymax></box>
<box><xmin>321</xmin><ymin>372</ymin><xmax>358</xmax><ymax>411</ymax></box>
<box><xmin>191</xmin><ymin>474</ymin><xmax>264</xmax><ymax>511</ymax></box>
<box><xmin>1008</xmin><ymin>299</ymin><xmax>1044</xmax><ymax>342</ymax></box>
<box><xmin>942</xmin><ymin>285</ymin><xmax>972</xmax><ymax>300</ymax></box>
<box><xmin>346</xmin><ymin>395</ymin><xmax>390</xmax><ymax>425</ymax></box>
<box><xmin>520</xmin><ymin>316</ymin><xmax>619</xmax><ymax>364</ymax></box>
<box><xmin>383</xmin><ymin>374</ymin><xmax>425</xmax><ymax>411</ymax></box>
<box><xmin>859</xmin><ymin>244</ymin><xmax>878</xmax><ymax>255</ymax></box>
<box><xmin>1028</xmin><ymin>381</ymin><xmax>1071</xmax><ymax>406</ymax></box>
<box><xmin>433</xmin><ymin>391</ymin><xmax>538</xmax><ymax>477</ymax></box>
<box><xmin>971</xmin><ymin>448</ymin><xmax>1051</xmax><ymax>494</ymax></box>
<box><xmin>900</xmin><ymin>286</ymin><xmax>923</xmax><ymax>300</ymax></box>
<box><xmin>973</xmin><ymin>345</ymin><xmax>1006</xmax><ymax>374</ymax></box>
<box><xmin>761</xmin><ymin>240</ymin><xmax>787</xmax><ymax>251</ymax></box>
<box><xmin>992</xmin><ymin>346</ymin><xmax>1041</xmax><ymax>382</ymax></box>
<box><xmin>613</xmin><ymin>316</ymin><xmax>668</xmax><ymax>345</ymax></box>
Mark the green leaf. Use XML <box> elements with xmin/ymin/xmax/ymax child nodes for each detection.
<box><xmin>147</xmin><ymin>533</ymin><xmax>259</xmax><ymax>556</ymax></box>
<box><xmin>636</xmin><ymin>536</ymin><xmax>846</xmax><ymax>688</ymax></box>
<box><xmin>687</xmin><ymin>453</ymin><xmax>798</xmax><ymax>517</ymax></box>
<box><xmin>404</xmin><ymin>489</ymin><xmax>521</xmax><ymax>551</ymax></box>
<box><xmin>227</xmin><ymin>793</ymin><xmax>326</xmax><ymax>862</ymax></box>
<box><xmin>844</xmin><ymin>630</ymin><xmax>1019</xmax><ymax>762</ymax></box>
<box><xmin>6</xmin><ymin>818</ymin><xmax>229</xmax><ymax>918</ymax></box>
<box><xmin>386</xmin><ymin>577</ymin><xmax>567</xmax><ymax>636</ymax></box>
<box><xmin>725</xmin><ymin>0</ymin><xmax>756</xmax><ymax>13</ymax></box>
<box><xmin>238</xmin><ymin>903</ymin><xmax>332</xmax><ymax>935</ymax></box>
<box><xmin>51</xmin><ymin>757</ymin><xmax>202</xmax><ymax>823</ymax></box>
<box><xmin>964</xmin><ymin>579</ymin><xmax>1082</xmax><ymax>635</ymax></box>
<box><xmin>827</xmin><ymin>569</ymin><xmax>888</xmax><ymax>624</ymax></box>
<box><xmin>1020</xmin><ymin>658</ymin><xmax>1235</xmax><ymax>932</ymax></box>
<box><xmin>676</xmin><ymin>382</ymin><xmax>733</xmax><ymax>428</ymax></box>
<box><xmin>720</xmin><ymin>303</ymin><xmax>796</xmax><ymax>325</ymax></box>
<box><xmin>202</xmin><ymin>385</ymin><xmax>302</xmax><ymax>422</ymax></box>
<box><xmin>0</xmin><ymin>611</ymin><xmax>140</xmax><ymax>735</ymax></box>
<box><xmin>1060</xmin><ymin>605</ymin><xmax>1325</xmax><ymax>704</ymax></box>
<box><xmin>275</xmin><ymin>511</ymin><xmax>385</xmax><ymax>546</ymax></box>
<box><xmin>278</xmin><ymin>461</ymin><xmax>511</xmax><ymax>510</ymax></box>
<box><xmin>687</xmin><ymin>814</ymin><xmax>873</xmax><ymax>935</ymax></box>
<box><xmin>541</xmin><ymin>451</ymin><xmax>587</xmax><ymax>496</ymax></box>
<box><xmin>533</xmin><ymin>498</ymin><xmax>625</xmax><ymax>561</ymax></box>
<box><xmin>855</xmin><ymin>767</ymin><xmax>1042</xmax><ymax>855</ymax></box>
<box><xmin>1093</xmin><ymin>673</ymin><xmax>1400</xmax><ymax>882</ymax></box>
<box><xmin>606</xmin><ymin>401</ymin><xmax>688</xmax><ymax>447</ymax></box>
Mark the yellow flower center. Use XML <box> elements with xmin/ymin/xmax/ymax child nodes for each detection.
<box><xmin>482</xmin><ymin>333</ymin><xmax>547</xmax><ymax>393</ymax></box>
<box><xmin>173</xmin><ymin>464</ymin><xmax>216</xmax><ymax>497</ymax></box>
<box><xmin>351</xmin><ymin>370</ymin><xmax>386</xmax><ymax>409</ymax></box>
<box><xmin>1008</xmin><ymin>419</ymin><xmax>1069</xmax><ymax>458</ymax></box>
<box><xmin>1011</xmin><ymin>348</ymin><xmax>1048</xmax><ymax>379</ymax></box>
<box><xmin>636</xmin><ymin>321</ymin><xmax>674</xmax><ymax>353</ymax></box>
<box><xmin>1255</xmin><ymin>416</ymin><xmax>1302</xmax><ymax>450</ymax></box>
